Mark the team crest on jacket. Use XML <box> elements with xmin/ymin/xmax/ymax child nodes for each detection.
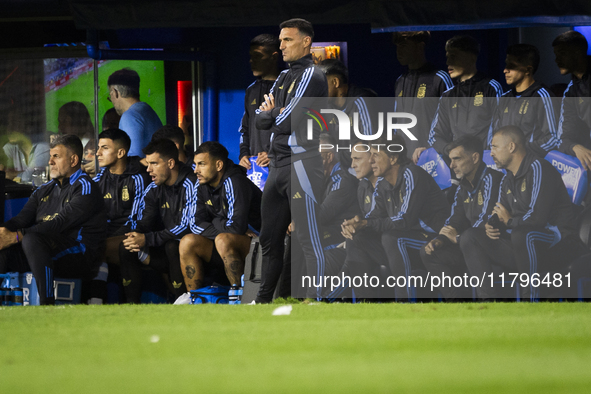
<box><xmin>417</xmin><ymin>84</ymin><xmax>426</xmax><ymax>99</ymax></box>
<box><xmin>122</xmin><ymin>186</ymin><xmax>130</xmax><ymax>201</ymax></box>
<box><xmin>43</xmin><ymin>213</ymin><xmax>58</xmax><ymax>222</ymax></box>
<box><xmin>521</xmin><ymin>179</ymin><xmax>526</xmax><ymax>192</ymax></box>
<box><xmin>474</xmin><ymin>93</ymin><xmax>484</xmax><ymax>106</ymax></box>
<box><xmin>519</xmin><ymin>100</ymin><xmax>529</xmax><ymax>115</ymax></box>
<box><xmin>288</xmin><ymin>80</ymin><xmax>296</xmax><ymax>94</ymax></box>
<box><xmin>478</xmin><ymin>190</ymin><xmax>483</xmax><ymax>206</ymax></box>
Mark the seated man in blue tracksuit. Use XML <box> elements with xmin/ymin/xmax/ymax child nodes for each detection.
<box><xmin>420</xmin><ymin>136</ymin><xmax>503</xmax><ymax>300</ymax></box>
<box><xmin>93</xmin><ymin>128</ymin><xmax>151</xmax><ymax>266</ymax></box>
<box><xmin>0</xmin><ymin>134</ymin><xmax>106</xmax><ymax>305</ymax></box>
<box><xmin>119</xmin><ymin>139</ymin><xmax>197</xmax><ymax>303</ymax></box>
<box><xmin>342</xmin><ymin>134</ymin><xmax>450</xmax><ymax>301</ymax></box>
<box><xmin>180</xmin><ymin>141</ymin><xmax>262</xmax><ymax>295</ymax></box>
<box><xmin>462</xmin><ymin>126</ymin><xmax>587</xmax><ymax>301</ymax></box>
<box><xmin>292</xmin><ymin>133</ymin><xmax>360</xmax><ymax>298</ymax></box>
<box><xmin>331</xmin><ymin>139</ymin><xmax>388</xmax><ymax>300</ymax></box>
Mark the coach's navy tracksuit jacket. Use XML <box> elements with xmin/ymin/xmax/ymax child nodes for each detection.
<box><xmin>190</xmin><ymin>160</ymin><xmax>262</xmax><ymax>240</ymax></box>
<box><xmin>255</xmin><ymin>54</ymin><xmax>328</xmax><ymax>167</ymax></box>
<box><xmin>4</xmin><ymin>168</ymin><xmax>106</xmax><ymax>251</ymax></box>
<box><xmin>134</xmin><ymin>163</ymin><xmax>197</xmax><ymax>247</ymax></box>
<box><xmin>429</xmin><ymin>72</ymin><xmax>503</xmax><ymax>155</ymax></box>
<box><xmin>366</xmin><ymin>162</ymin><xmax>450</xmax><ymax>234</ymax></box>
<box><xmin>93</xmin><ymin>156</ymin><xmax>151</xmax><ymax>236</ymax></box>
<box><xmin>558</xmin><ymin>58</ymin><xmax>591</xmax><ymax>157</ymax></box>
<box><xmin>499</xmin><ymin>152</ymin><xmax>577</xmax><ymax>238</ymax></box>
<box><xmin>493</xmin><ymin>82</ymin><xmax>560</xmax><ymax>157</ymax></box>
<box><xmin>446</xmin><ymin>162</ymin><xmax>504</xmax><ymax>233</ymax></box>
<box><xmin>239</xmin><ymin>78</ymin><xmax>275</xmax><ymax>160</ymax></box>
<box><xmin>394</xmin><ymin>63</ymin><xmax>454</xmax><ymax>150</ymax></box>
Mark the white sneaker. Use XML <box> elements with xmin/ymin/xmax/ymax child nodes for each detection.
<box><xmin>173</xmin><ymin>292</ymin><xmax>192</xmax><ymax>305</ymax></box>
<box><xmin>88</xmin><ymin>297</ymin><xmax>103</xmax><ymax>305</ymax></box>
<box><xmin>247</xmin><ymin>300</ymin><xmax>256</xmax><ymax>305</ymax></box>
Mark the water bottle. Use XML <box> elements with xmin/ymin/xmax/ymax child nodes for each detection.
<box><xmin>0</xmin><ymin>288</ymin><xmax>9</xmax><ymax>306</ymax></box>
<box><xmin>229</xmin><ymin>284</ymin><xmax>243</xmax><ymax>305</ymax></box>
<box><xmin>13</xmin><ymin>288</ymin><xmax>24</xmax><ymax>306</ymax></box>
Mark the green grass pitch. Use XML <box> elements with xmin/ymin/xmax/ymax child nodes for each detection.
<box><xmin>1</xmin><ymin>302</ymin><xmax>590</xmax><ymax>393</ymax></box>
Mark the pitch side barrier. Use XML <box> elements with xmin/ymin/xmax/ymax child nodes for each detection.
<box><xmin>288</xmin><ymin>97</ymin><xmax>591</xmax><ymax>301</ymax></box>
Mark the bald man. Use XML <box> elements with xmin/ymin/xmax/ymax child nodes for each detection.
<box><xmin>460</xmin><ymin>126</ymin><xmax>585</xmax><ymax>301</ymax></box>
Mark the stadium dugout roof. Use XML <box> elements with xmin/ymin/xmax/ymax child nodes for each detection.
<box><xmin>1</xmin><ymin>0</ymin><xmax>590</xmax><ymax>47</ymax></box>
<box><xmin>5</xmin><ymin>0</ymin><xmax>590</xmax><ymax>29</ymax></box>
<box><xmin>68</xmin><ymin>0</ymin><xmax>591</xmax><ymax>31</ymax></box>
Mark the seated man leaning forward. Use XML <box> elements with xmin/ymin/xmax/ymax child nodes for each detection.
<box><xmin>180</xmin><ymin>141</ymin><xmax>262</xmax><ymax>297</ymax></box>
<box><xmin>0</xmin><ymin>134</ymin><xmax>106</xmax><ymax>305</ymax></box>
<box><xmin>119</xmin><ymin>139</ymin><xmax>197</xmax><ymax>303</ymax></box>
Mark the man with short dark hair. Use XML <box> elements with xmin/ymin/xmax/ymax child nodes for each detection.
<box><xmin>494</xmin><ymin>44</ymin><xmax>559</xmax><ymax>157</ymax></box>
<box><xmin>179</xmin><ymin>141</ymin><xmax>262</xmax><ymax>294</ymax></box>
<box><xmin>342</xmin><ymin>135</ymin><xmax>450</xmax><ymax>300</ymax></box>
<box><xmin>462</xmin><ymin>126</ymin><xmax>584</xmax><ymax>300</ymax></box>
<box><xmin>427</xmin><ymin>36</ymin><xmax>503</xmax><ymax>159</ymax></box>
<box><xmin>0</xmin><ymin>134</ymin><xmax>106</xmax><ymax>305</ymax></box>
<box><xmin>119</xmin><ymin>139</ymin><xmax>197</xmax><ymax>303</ymax></box>
<box><xmin>254</xmin><ymin>18</ymin><xmax>328</xmax><ymax>302</ymax></box>
<box><xmin>318</xmin><ymin>59</ymin><xmax>377</xmax><ymax>170</ymax></box>
<box><xmin>151</xmin><ymin>124</ymin><xmax>192</xmax><ymax>166</ymax></box>
<box><xmin>420</xmin><ymin>135</ymin><xmax>503</xmax><ymax>300</ymax></box>
<box><xmin>108</xmin><ymin>68</ymin><xmax>162</xmax><ymax>157</ymax></box>
<box><xmin>239</xmin><ymin>34</ymin><xmax>281</xmax><ymax>170</ymax></box>
<box><xmin>554</xmin><ymin>31</ymin><xmax>591</xmax><ymax>170</ymax></box>
<box><xmin>93</xmin><ymin>128</ymin><xmax>150</xmax><ymax>265</ymax></box>
<box><xmin>391</xmin><ymin>31</ymin><xmax>454</xmax><ymax>163</ymax></box>
<box><xmin>81</xmin><ymin>108</ymin><xmax>124</xmax><ymax>177</ymax></box>
<box><xmin>102</xmin><ymin>108</ymin><xmax>122</xmax><ymax>131</ymax></box>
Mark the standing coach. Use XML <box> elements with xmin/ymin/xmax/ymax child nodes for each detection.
<box><xmin>254</xmin><ymin>18</ymin><xmax>328</xmax><ymax>302</ymax></box>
